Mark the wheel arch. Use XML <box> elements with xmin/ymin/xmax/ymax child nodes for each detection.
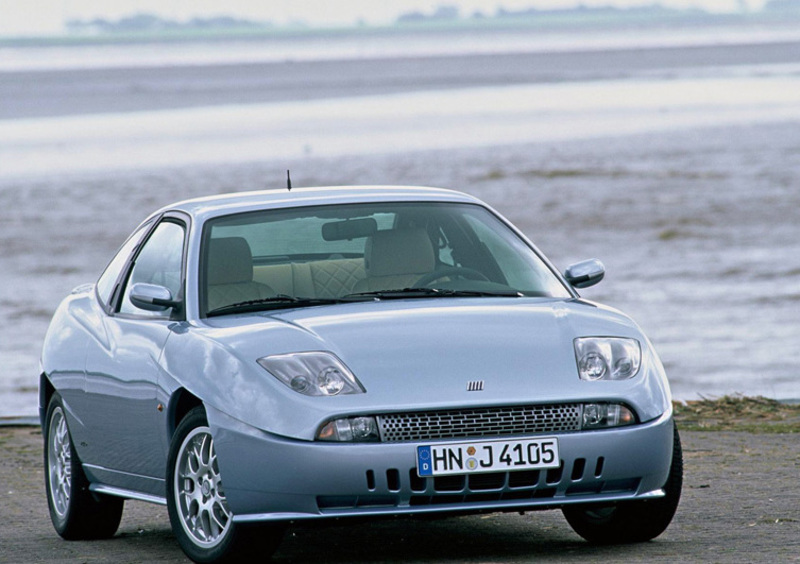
<box><xmin>166</xmin><ymin>389</ymin><xmax>204</xmax><ymax>440</ymax></box>
<box><xmin>39</xmin><ymin>373</ymin><xmax>55</xmax><ymax>427</ymax></box>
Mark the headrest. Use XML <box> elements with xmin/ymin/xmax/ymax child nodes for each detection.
<box><xmin>207</xmin><ymin>237</ymin><xmax>254</xmax><ymax>285</ymax></box>
<box><xmin>365</xmin><ymin>228</ymin><xmax>435</xmax><ymax>277</ymax></box>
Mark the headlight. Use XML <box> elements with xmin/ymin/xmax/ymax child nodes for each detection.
<box><xmin>257</xmin><ymin>352</ymin><xmax>365</xmax><ymax>396</ymax></box>
<box><xmin>317</xmin><ymin>416</ymin><xmax>380</xmax><ymax>442</ymax></box>
<box><xmin>574</xmin><ymin>337</ymin><xmax>641</xmax><ymax>381</ymax></box>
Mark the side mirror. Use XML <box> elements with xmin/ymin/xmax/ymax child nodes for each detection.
<box><xmin>129</xmin><ymin>283</ymin><xmax>179</xmax><ymax>311</ymax></box>
<box><xmin>564</xmin><ymin>259</ymin><xmax>605</xmax><ymax>289</ymax></box>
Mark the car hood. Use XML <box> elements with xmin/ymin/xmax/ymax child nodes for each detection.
<box><xmin>270</xmin><ymin>298</ymin><xmax>634</xmax><ymax>404</ymax></box>
<box><xmin>182</xmin><ymin>297</ymin><xmax>669</xmax><ymax>439</ymax></box>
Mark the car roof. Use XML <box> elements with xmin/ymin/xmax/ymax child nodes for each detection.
<box><xmin>155</xmin><ymin>185</ymin><xmax>483</xmax><ymax>224</ymax></box>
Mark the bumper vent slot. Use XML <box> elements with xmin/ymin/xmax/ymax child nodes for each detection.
<box><xmin>323</xmin><ymin>456</ymin><xmax>637</xmax><ymax>513</ymax></box>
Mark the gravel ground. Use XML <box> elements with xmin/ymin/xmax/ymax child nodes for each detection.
<box><xmin>2</xmin><ymin>426</ymin><xmax>798</xmax><ymax>563</ymax></box>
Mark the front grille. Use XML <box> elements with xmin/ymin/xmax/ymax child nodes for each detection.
<box><xmin>377</xmin><ymin>404</ymin><xmax>582</xmax><ymax>443</ymax></box>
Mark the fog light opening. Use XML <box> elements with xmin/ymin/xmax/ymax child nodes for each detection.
<box><xmin>581</xmin><ymin>403</ymin><xmax>636</xmax><ymax>430</ymax></box>
<box><xmin>317</xmin><ymin>416</ymin><xmax>380</xmax><ymax>442</ymax></box>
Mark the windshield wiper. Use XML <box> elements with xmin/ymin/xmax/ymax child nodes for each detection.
<box><xmin>207</xmin><ymin>294</ymin><xmax>355</xmax><ymax>317</ymax></box>
<box><xmin>208</xmin><ymin>288</ymin><xmax>526</xmax><ymax>316</ymax></box>
<box><xmin>343</xmin><ymin>288</ymin><xmax>523</xmax><ymax>300</ymax></box>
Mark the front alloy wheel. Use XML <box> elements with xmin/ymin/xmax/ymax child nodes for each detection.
<box><xmin>562</xmin><ymin>425</ymin><xmax>683</xmax><ymax>544</ymax></box>
<box><xmin>167</xmin><ymin>407</ymin><xmax>283</xmax><ymax>563</ymax></box>
<box><xmin>174</xmin><ymin>426</ymin><xmax>232</xmax><ymax>549</ymax></box>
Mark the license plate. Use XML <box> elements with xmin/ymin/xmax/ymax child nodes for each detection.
<box><xmin>416</xmin><ymin>437</ymin><xmax>560</xmax><ymax>477</ymax></box>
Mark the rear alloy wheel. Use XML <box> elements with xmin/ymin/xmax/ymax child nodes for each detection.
<box><xmin>562</xmin><ymin>426</ymin><xmax>683</xmax><ymax>544</ymax></box>
<box><xmin>44</xmin><ymin>394</ymin><xmax>124</xmax><ymax>539</ymax></box>
<box><xmin>167</xmin><ymin>407</ymin><xmax>283</xmax><ymax>563</ymax></box>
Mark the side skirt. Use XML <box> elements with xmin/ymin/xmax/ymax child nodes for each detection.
<box><xmin>83</xmin><ymin>463</ymin><xmax>166</xmax><ymax>502</ymax></box>
<box><xmin>90</xmin><ymin>484</ymin><xmax>167</xmax><ymax>505</ymax></box>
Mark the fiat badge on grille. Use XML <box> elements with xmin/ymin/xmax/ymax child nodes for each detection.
<box><xmin>467</xmin><ymin>380</ymin><xmax>484</xmax><ymax>391</ymax></box>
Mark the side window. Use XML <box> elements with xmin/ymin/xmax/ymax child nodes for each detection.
<box><xmin>96</xmin><ymin>224</ymin><xmax>151</xmax><ymax>307</ymax></box>
<box><xmin>119</xmin><ymin>221</ymin><xmax>186</xmax><ymax>317</ymax></box>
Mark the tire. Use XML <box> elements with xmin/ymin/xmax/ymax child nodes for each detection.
<box><xmin>166</xmin><ymin>407</ymin><xmax>283</xmax><ymax>563</ymax></box>
<box><xmin>562</xmin><ymin>425</ymin><xmax>683</xmax><ymax>544</ymax></box>
<box><xmin>44</xmin><ymin>393</ymin><xmax>124</xmax><ymax>540</ymax></box>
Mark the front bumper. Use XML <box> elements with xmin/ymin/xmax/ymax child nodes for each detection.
<box><xmin>209</xmin><ymin>407</ymin><xmax>674</xmax><ymax>523</ymax></box>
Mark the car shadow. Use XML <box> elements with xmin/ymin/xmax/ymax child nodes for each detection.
<box><xmin>272</xmin><ymin>511</ymin><xmax>668</xmax><ymax>562</ymax></box>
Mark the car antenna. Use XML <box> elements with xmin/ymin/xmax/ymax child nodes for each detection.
<box><xmin>287</xmin><ymin>170</ymin><xmax>292</xmax><ymax>191</ymax></box>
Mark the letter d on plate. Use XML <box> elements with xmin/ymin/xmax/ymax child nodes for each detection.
<box><xmin>417</xmin><ymin>446</ymin><xmax>433</xmax><ymax>476</ymax></box>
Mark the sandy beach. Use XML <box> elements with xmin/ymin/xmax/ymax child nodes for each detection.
<box><xmin>1</xmin><ymin>29</ymin><xmax>800</xmax><ymax>416</ymax></box>
<box><xmin>3</xmin><ymin>39</ymin><xmax>800</xmax><ymax>119</ymax></box>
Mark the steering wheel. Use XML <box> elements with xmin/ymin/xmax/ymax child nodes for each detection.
<box><xmin>414</xmin><ymin>266</ymin><xmax>490</xmax><ymax>287</ymax></box>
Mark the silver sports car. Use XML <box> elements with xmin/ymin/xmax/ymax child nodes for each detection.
<box><xmin>41</xmin><ymin>186</ymin><xmax>681</xmax><ymax>563</ymax></box>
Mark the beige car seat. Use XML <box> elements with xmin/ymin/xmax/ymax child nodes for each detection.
<box><xmin>352</xmin><ymin>228</ymin><xmax>435</xmax><ymax>293</ymax></box>
<box><xmin>206</xmin><ymin>237</ymin><xmax>276</xmax><ymax>312</ymax></box>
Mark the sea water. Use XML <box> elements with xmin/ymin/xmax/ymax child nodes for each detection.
<box><xmin>1</xmin><ymin>23</ymin><xmax>799</xmax><ymax>416</ymax></box>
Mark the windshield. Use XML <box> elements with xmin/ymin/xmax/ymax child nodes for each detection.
<box><xmin>200</xmin><ymin>202</ymin><xmax>571</xmax><ymax>315</ymax></box>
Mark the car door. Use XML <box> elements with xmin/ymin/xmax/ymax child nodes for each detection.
<box><xmin>82</xmin><ymin>217</ymin><xmax>187</xmax><ymax>489</ymax></box>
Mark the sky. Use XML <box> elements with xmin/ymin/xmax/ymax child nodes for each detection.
<box><xmin>0</xmin><ymin>0</ymin><xmax>769</xmax><ymax>36</ymax></box>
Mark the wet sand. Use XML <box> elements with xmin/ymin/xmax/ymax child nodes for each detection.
<box><xmin>2</xmin><ymin>120</ymin><xmax>800</xmax><ymax>415</ymax></box>
<box><xmin>1</xmin><ymin>41</ymin><xmax>800</xmax><ymax>415</ymax></box>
